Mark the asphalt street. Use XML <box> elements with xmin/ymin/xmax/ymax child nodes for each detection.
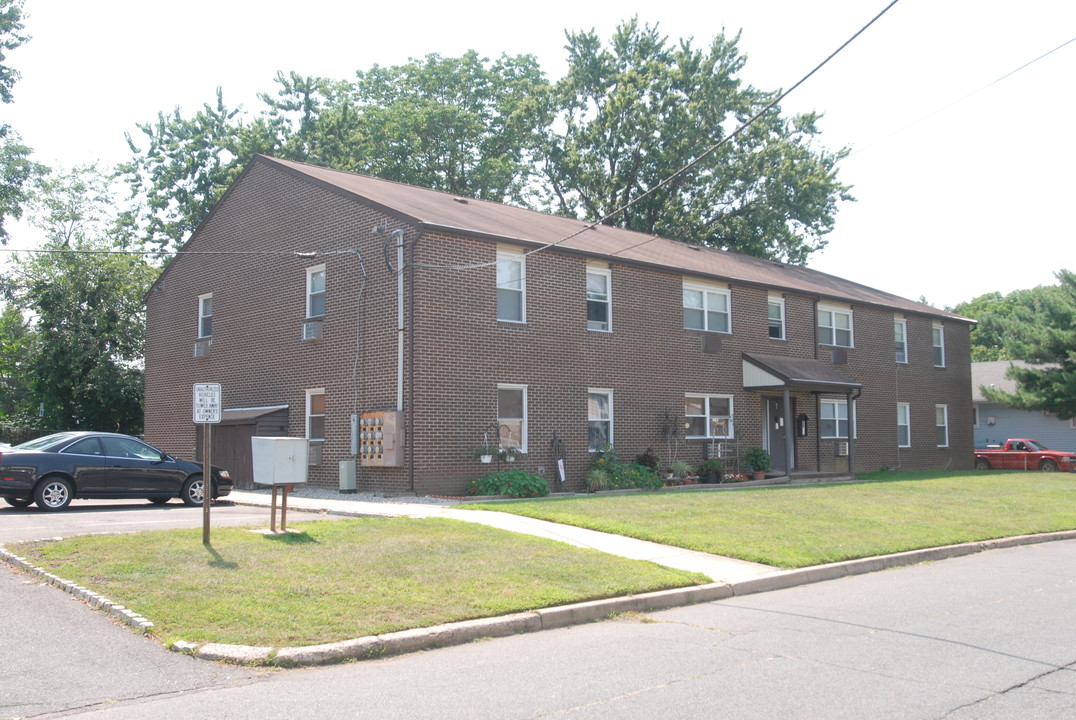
<box><xmin>2</xmin><ymin>520</ymin><xmax>1073</xmax><ymax>718</ymax></box>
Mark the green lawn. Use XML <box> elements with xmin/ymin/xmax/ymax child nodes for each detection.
<box><xmin>463</xmin><ymin>471</ymin><xmax>1076</xmax><ymax>568</ymax></box>
<box><xmin>9</xmin><ymin>517</ymin><xmax>706</xmax><ymax>648</ymax></box>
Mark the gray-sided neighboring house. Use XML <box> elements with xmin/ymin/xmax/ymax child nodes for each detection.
<box><xmin>972</xmin><ymin>360</ymin><xmax>1076</xmax><ymax>449</ymax></box>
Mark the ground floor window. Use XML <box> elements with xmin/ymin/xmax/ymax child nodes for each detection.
<box><xmin>685</xmin><ymin>394</ymin><xmax>733</xmax><ymax>439</ymax></box>
<box><xmin>498</xmin><ymin>384</ymin><xmax>527</xmax><ymax>451</ymax></box>
<box><xmin>306</xmin><ymin>388</ymin><xmax>325</xmax><ymax>465</ymax></box>
<box><xmin>588</xmin><ymin>389</ymin><xmax>613</xmax><ymax>451</ymax></box>
<box><xmin>936</xmin><ymin>404</ymin><xmax>949</xmax><ymax>447</ymax></box>
<box><xmin>897</xmin><ymin>402</ymin><xmax>911</xmax><ymax>447</ymax></box>
<box><xmin>821</xmin><ymin>399</ymin><xmax>849</xmax><ymax>439</ymax></box>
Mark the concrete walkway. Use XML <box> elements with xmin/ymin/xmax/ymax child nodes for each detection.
<box><xmin>227</xmin><ymin>490</ymin><xmax>775</xmax><ymax>583</ymax></box>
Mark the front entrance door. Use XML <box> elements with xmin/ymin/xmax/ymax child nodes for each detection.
<box><xmin>766</xmin><ymin>397</ymin><xmax>793</xmax><ymax>474</ymax></box>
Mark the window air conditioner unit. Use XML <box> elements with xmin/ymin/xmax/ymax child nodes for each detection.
<box><xmin>835</xmin><ymin>441</ymin><xmax>849</xmax><ymax>457</ymax></box>
<box><xmin>193</xmin><ymin>339</ymin><xmax>211</xmax><ymax>357</ymax></box>
<box><xmin>302</xmin><ymin>321</ymin><xmax>323</xmax><ymax>341</ymax></box>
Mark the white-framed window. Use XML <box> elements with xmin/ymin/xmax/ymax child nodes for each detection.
<box><xmin>684</xmin><ymin>394</ymin><xmax>734</xmax><ymax>439</ymax></box>
<box><xmin>198</xmin><ymin>293</ymin><xmax>213</xmax><ymax>338</ymax></box>
<box><xmin>933</xmin><ymin>323</ymin><xmax>945</xmax><ymax>367</ymax></box>
<box><xmin>587</xmin><ymin>389</ymin><xmax>613</xmax><ymax>451</ymax></box>
<box><xmin>306</xmin><ymin>389</ymin><xmax>326</xmax><ymax>442</ymax></box>
<box><xmin>497</xmin><ymin>384</ymin><xmax>527</xmax><ymax>452</ymax></box>
<box><xmin>818</xmin><ymin>304</ymin><xmax>853</xmax><ymax>347</ymax></box>
<box><xmin>586</xmin><ymin>266</ymin><xmax>612</xmax><ymax>332</ymax></box>
<box><xmin>683</xmin><ymin>281</ymin><xmax>731</xmax><ymax>333</ymax></box>
<box><xmin>768</xmin><ymin>297</ymin><xmax>785</xmax><ymax>340</ymax></box>
<box><xmin>894</xmin><ymin>318</ymin><xmax>908</xmax><ymax>363</ymax></box>
<box><xmin>897</xmin><ymin>402</ymin><xmax>911</xmax><ymax>448</ymax></box>
<box><xmin>821</xmin><ymin>399</ymin><xmax>849</xmax><ymax>439</ymax></box>
<box><xmin>306</xmin><ymin>265</ymin><xmax>326</xmax><ymax>319</ymax></box>
<box><xmin>936</xmin><ymin>404</ymin><xmax>949</xmax><ymax>447</ymax></box>
<box><xmin>1070</xmin><ymin>417</ymin><xmax>1076</xmax><ymax>430</ymax></box>
<box><xmin>496</xmin><ymin>249</ymin><xmax>525</xmax><ymax>323</ymax></box>
<box><xmin>973</xmin><ymin>406</ymin><xmax>980</xmax><ymax>429</ymax></box>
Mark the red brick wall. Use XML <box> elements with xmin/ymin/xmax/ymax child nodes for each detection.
<box><xmin>145</xmin><ymin>160</ymin><xmax>974</xmax><ymax>496</ymax></box>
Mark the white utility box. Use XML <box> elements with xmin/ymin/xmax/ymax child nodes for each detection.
<box><xmin>251</xmin><ymin>437</ymin><xmax>309</xmax><ymax>486</ymax></box>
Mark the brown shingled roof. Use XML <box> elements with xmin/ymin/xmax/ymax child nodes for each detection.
<box><xmin>258</xmin><ymin>155</ymin><xmax>971</xmax><ymax>322</ymax></box>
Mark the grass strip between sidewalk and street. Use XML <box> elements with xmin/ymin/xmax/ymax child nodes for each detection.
<box><xmin>8</xmin><ymin>517</ymin><xmax>707</xmax><ymax>648</ymax></box>
<box><xmin>463</xmin><ymin>471</ymin><xmax>1076</xmax><ymax>568</ymax></box>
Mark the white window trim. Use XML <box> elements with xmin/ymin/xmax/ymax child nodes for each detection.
<box><xmin>496</xmin><ymin>249</ymin><xmax>526</xmax><ymax>323</ymax></box>
<box><xmin>683</xmin><ymin>280</ymin><xmax>732</xmax><ymax>334</ymax></box>
<box><xmin>818</xmin><ymin>303</ymin><xmax>854</xmax><ymax>348</ymax></box>
<box><xmin>936</xmin><ymin>404</ymin><xmax>949</xmax><ymax>448</ymax></box>
<box><xmin>895</xmin><ymin>317</ymin><xmax>908</xmax><ymax>364</ymax></box>
<box><xmin>933</xmin><ymin>323</ymin><xmax>946</xmax><ymax>368</ymax></box>
<box><xmin>821</xmin><ymin>398</ymin><xmax>851</xmax><ymax>439</ymax></box>
<box><xmin>306</xmin><ymin>264</ymin><xmax>326</xmax><ymax>319</ymax></box>
<box><xmin>197</xmin><ymin>293</ymin><xmax>213</xmax><ymax>339</ymax></box>
<box><xmin>306</xmin><ymin>388</ymin><xmax>326</xmax><ymax>442</ymax></box>
<box><xmin>768</xmin><ymin>296</ymin><xmax>786</xmax><ymax>341</ymax></box>
<box><xmin>497</xmin><ymin>383</ymin><xmax>528</xmax><ymax>453</ymax></box>
<box><xmin>587</xmin><ymin>388</ymin><xmax>614</xmax><ymax>452</ymax></box>
<box><xmin>586</xmin><ymin>266</ymin><xmax>612</xmax><ymax>332</ymax></box>
<box><xmin>973</xmin><ymin>406</ymin><xmax>980</xmax><ymax>429</ymax></box>
<box><xmin>897</xmin><ymin>402</ymin><xmax>911</xmax><ymax>448</ymax></box>
<box><xmin>684</xmin><ymin>393</ymin><xmax>735</xmax><ymax>439</ymax></box>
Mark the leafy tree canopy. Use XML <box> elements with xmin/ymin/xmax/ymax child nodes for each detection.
<box><xmin>974</xmin><ymin>270</ymin><xmax>1076</xmax><ymax>420</ymax></box>
<box><xmin>120</xmin><ymin>21</ymin><xmax>851</xmax><ymax>263</ymax></box>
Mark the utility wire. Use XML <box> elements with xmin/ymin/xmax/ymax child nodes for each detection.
<box><xmin>849</xmin><ymin>35</ymin><xmax>1076</xmax><ymax>157</ymax></box>
<box><xmin>412</xmin><ymin>0</ymin><xmax>902</xmax><ymax>271</ymax></box>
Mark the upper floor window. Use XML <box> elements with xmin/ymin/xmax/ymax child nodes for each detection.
<box><xmin>818</xmin><ymin>304</ymin><xmax>853</xmax><ymax>348</ymax></box>
<box><xmin>198</xmin><ymin>294</ymin><xmax>213</xmax><ymax>338</ymax></box>
<box><xmin>307</xmin><ymin>265</ymin><xmax>326</xmax><ymax>319</ymax></box>
<box><xmin>894</xmin><ymin>318</ymin><xmax>908</xmax><ymax>363</ymax></box>
<box><xmin>684</xmin><ymin>394</ymin><xmax>733</xmax><ymax>439</ymax></box>
<box><xmin>897</xmin><ymin>402</ymin><xmax>911</xmax><ymax>447</ymax></box>
<box><xmin>588</xmin><ymin>389</ymin><xmax>613</xmax><ymax>451</ymax></box>
<box><xmin>496</xmin><ymin>249</ymin><xmax>525</xmax><ymax>323</ymax></box>
<box><xmin>586</xmin><ymin>266</ymin><xmax>611</xmax><ymax>332</ymax></box>
<box><xmin>821</xmin><ymin>398</ymin><xmax>849</xmax><ymax>439</ymax></box>
<box><xmin>933</xmin><ymin>323</ymin><xmax>945</xmax><ymax>367</ymax></box>
<box><xmin>767</xmin><ymin>297</ymin><xmax>785</xmax><ymax>340</ymax></box>
<box><xmin>498</xmin><ymin>384</ymin><xmax>527</xmax><ymax>452</ymax></box>
<box><xmin>683</xmin><ymin>282</ymin><xmax>730</xmax><ymax>333</ymax></box>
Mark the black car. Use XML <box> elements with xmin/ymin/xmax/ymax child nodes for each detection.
<box><xmin>0</xmin><ymin>432</ymin><xmax>232</xmax><ymax>511</ymax></box>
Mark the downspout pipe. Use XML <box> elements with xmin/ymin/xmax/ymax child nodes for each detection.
<box><xmin>847</xmin><ymin>387</ymin><xmax>862</xmax><ymax>475</ymax></box>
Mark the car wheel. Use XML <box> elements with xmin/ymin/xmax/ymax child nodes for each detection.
<box><xmin>1039</xmin><ymin>459</ymin><xmax>1059</xmax><ymax>472</ymax></box>
<box><xmin>3</xmin><ymin>496</ymin><xmax>34</xmax><ymax>508</ymax></box>
<box><xmin>148</xmin><ymin>497</ymin><xmax>170</xmax><ymax>506</ymax></box>
<box><xmin>34</xmin><ymin>477</ymin><xmax>73</xmax><ymax>511</ymax></box>
<box><xmin>181</xmin><ymin>475</ymin><xmax>205</xmax><ymax>506</ymax></box>
<box><xmin>974</xmin><ymin>458</ymin><xmax>991</xmax><ymax>470</ymax></box>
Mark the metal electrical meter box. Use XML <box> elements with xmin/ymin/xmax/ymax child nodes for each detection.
<box><xmin>358</xmin><ymin>410</ymin><xmax>402</xmax><ymax>466</ymax></box>
<box><xmin>251</xmin><ymin>437</ymin><xmax>310</xmax><ymax>485</ymax></box>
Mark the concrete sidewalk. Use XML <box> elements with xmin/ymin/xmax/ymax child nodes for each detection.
<box><xmin>227</xmin><ymin>490</ymin><xmax>775</xmax><ymax>583</ymax></box>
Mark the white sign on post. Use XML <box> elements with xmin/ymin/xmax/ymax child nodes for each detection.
<box><xmin>193</xmin><ymin>383</ymin><xmax>222</xmax><ymax>424</ymax></box>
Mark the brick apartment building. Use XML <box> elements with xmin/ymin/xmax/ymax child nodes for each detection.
<box><xmin>143</xmin><ymin>155</ymin><xmax>974</xmax><ymax>495</ymax></box>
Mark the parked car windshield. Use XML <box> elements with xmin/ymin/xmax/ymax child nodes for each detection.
<box><xmin>13</xmin><ymin>433</ymin><xmax>78</xmax><ymax>451</ymax></box>
<box><xmin>1027</xmin><ymin>440</ymin><xmax>1049</xmax><ymax>451</ymax></box>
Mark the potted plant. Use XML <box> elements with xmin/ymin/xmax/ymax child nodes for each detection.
<box><xmin>697</xmin><ymin>458</ymin><xmax>723</xmax><ymax>484</ymax></box>
<box><xmin>472</xmin><ymin>447</ymin><xmax>494</xmax><ymax>464</ymax></box>
<box><xmin>498</xmin><ymin>446</ymin><xmax>520</xmax><ymax>463</ymax></box>
<box><xmin>743</xmin><ymin>446</ymin><xmax>771</xmax><ymax>480</ymax></box>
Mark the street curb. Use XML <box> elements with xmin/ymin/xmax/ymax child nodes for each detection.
<box><xmin>6</xmin><ymin>530</ymin><xmax>1076</xmax><ymax>667</ymax></box>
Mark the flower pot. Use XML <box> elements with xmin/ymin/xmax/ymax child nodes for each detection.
<box><xmin>479</xmin><ymin>455</ymin><xmax>493</xmax><ymax>464</ymax></box>
<box><xmin>752</xmin><ymin>471</ymin><xmax>765</xmax><ymax>480</ymax></box>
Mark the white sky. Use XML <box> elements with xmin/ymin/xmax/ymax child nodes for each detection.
<box><xmin>4</xmin><ymin>0</ymin><xmax>1074</xmax><ymax>309</ymax></box>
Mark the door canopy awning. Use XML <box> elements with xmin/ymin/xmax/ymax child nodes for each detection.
<box><xmin>742</xmin><ymin>353</ymin><xmax>863</xmax><ymax>393</ymax></box>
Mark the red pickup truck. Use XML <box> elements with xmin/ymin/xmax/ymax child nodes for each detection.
<box><xmin>974</xmin><ymin>439</ymin><xmax>1076</xmax><ymax>472</ymax></box>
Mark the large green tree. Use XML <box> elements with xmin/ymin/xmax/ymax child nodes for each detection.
<box><xmin>978</xmin><ymin>270</ymin><xmax>1076</xmax><ymax>420</ymax></box>
<box><xmin>122</xmin><ymin>53</ymin><xmax>551</xmax><ymax>251</ymax></box>
<box><xmin>540</xmin><ymin>19</ymin><xmax>852</xmax><ymax>264</ymax></box>
<box><xmin>0</xmin><ymin>0</ymin><xmax>45</xmax><ymax>243</ymax></box>
<box><xmin>953</xmin><ymin>284</ymin><xmax>1068</xmax><ymax>363</ymax></box>
<box><xmin>4</xmin><ymin>166</ymin><xmax>156</xmax><ymax>433</ymax></box>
